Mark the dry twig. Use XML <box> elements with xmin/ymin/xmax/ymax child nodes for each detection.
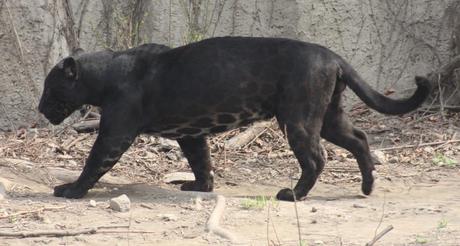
<box><xmin>0</xmin><ymin>228</ymin><xmax>97</xmax><ymax>238</ymax></box>
<box><xmin>62</xmin><ymin>134</ymin><xmax>90</xmax><ymax>151</ymax></box>
<box><xmin>291</xmin><ymin>178</ymin><xmax>302</xmax><ymax>245</ymax></box>
<box><xmin>365</xmin><ymin>225</ymin><xmax>394</xmax><ymax>246</ymax></box>
<box><xmin>376</xmin><ymin>139</ymin><xmax>460</xmax><ymax>151</ymax></box>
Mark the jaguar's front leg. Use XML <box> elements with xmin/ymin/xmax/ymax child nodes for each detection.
<box><xmin>54</xmin><ymin>108</ymin><xmax>139</xmax><ymax>198</ymax></box>
<box><xmin>177</xmin><ymin>137</ymin><xmax>214</xmax><ymax>192</ymax></box>
<box><xmin>54</xmin><ymin>132</ymin><xmax>136</xmax><ymax>198</ymax></box>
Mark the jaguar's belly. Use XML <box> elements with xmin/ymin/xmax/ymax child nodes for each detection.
<box><xmin>144</xmin><ymin>111</ymin><xmax>273</xmax><ymax>139</ymax></box>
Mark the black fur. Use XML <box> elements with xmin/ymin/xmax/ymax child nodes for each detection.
<box><xmin>38</xmin><ymin>37</ymin><xmax>431</xmax><ymax>201</ymax></box>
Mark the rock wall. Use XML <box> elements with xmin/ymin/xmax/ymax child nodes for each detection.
<box><xmin>0</xmin><ymin>0</ymin><xmax>457</xmax><ymax>130</ymax></box>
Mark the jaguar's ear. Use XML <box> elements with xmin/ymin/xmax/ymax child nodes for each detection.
<box><xmin>62</xmin><ymin>57</ymin><xmax>80</xmax><ymax>80</ymax></box>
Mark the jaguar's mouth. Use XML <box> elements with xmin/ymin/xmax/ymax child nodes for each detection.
<box><xmin>40</xmin><ymin>110</ymin><xmax>67</xmax><ymax>125</ymax></box>
<box><xmin>40</xmin><ymin>102</ymin><xmax>77</xmax><ymax>125</ymax></box>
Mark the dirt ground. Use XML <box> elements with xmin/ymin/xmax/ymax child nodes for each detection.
<box><xmin>0</xmin><ymin>111</ymin><xmax>459</xmax><ymax>246</ymax></box>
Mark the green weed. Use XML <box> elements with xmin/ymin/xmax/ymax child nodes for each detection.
<box><xmin>437</xmin><ymin>218</ymin><xmax>448</xmax><ymax>229</ymax></box>
<box><xmin>240</xmin><ymin>196</ymin><xmax>278</xmax><ymax>210</ymax></box>
<box><xmin>415</xmin><ymin>235</ymin><xmax>428</xmax><ymax>244</ymax></box>
<box><xmin>432</xmin><ymin>153</ymin><xmax>458</xmax><ymax>167</ymax></box>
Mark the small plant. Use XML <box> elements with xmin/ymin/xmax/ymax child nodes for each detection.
<box><xmin>8</xmin><ymin>215</ymin><xmax>18</xmax><ymax>224</ymax></box>
<box><xmin>432</xmin><ymin>153</ymin><xmax>458</xmax><ymax>167</ymax></box>
<box><xmin>415</xmin><ymin>235</ymin><xmax>428</xmax><ymax>244</ymax></box>
<box><xmin>437</xmin><ymin>218</ymin><xmax>448</xmax><ymax>229</ymax></box>
<box><xmin>241</xmin><ymin>196</ymin><xmax>278</xmax><ymax>210</ymax></box>
<box><xmin>300</xmin><ymin>240</ymin><xmax>308</xmax><ymax>246</ymax></box>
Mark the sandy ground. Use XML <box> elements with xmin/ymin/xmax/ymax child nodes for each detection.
<box><xmin>0</xmin><ymin>154</ymin><xmax>459</xmax><ymax>246</ymax></box>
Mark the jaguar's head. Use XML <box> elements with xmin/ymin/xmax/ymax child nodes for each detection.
<box><xmin>39</xmin><ymin>57</ymin><xmax>87</xmax><ymax>125</ymax></box>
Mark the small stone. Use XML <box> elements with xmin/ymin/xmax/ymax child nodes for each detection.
<box><xmin>311</xmin><ymin>207</ymin><xmax>317</xmax><ymax>213</ymax></box>
<box><xmin>314</xmin><ymin>240</ymin><xmax>325</xmax><ymax>245</ymax></box>
<box><xmin>158</xmin><ymin>214</ymin><xmax>178</xmax><ymax>222</ymax></box>
<box><xmin>311</xmin><ymin>219</ymin><xmax>317</xmax><ymax>224</ymax></box>
<box><xmin>109</xmin><ymin>194</ymin><xmax>130</xmax><ymax>212</ymax></box>
<box><xmin>89</xmin><ymin>200</ymin><xmax>97</xmax><ymax>207</ymax></box>
<box><xmin>163</xmin><ymin>172</ymin><xmax>195</xmax><ymax>184</ymax></box>
<box><xmin>353</xmin><ymin>203</ymin><xmax>366</xmax><ymax>208</ymax></box>
<box><xmin>371</xmin><ymin>150</ymin><xmax>386</xmax><ymax>165</ymax></box>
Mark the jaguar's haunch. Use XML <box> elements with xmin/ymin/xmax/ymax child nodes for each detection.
<box><xmin>38</xmin><ymin>37</ymin><xmax>431</xmax><ymax>201</ymax></box>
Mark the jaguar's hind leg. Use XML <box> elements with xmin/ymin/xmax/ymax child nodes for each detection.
<box><xmin>177</xmin><ymin>137</ymin><xmax>214</xmax><ymax>192</ymax></box>
<box><xmin>275</xmin><ymin>118</ymin><xmax>326</xmax><ymax>201</ymax></box>
<box><xmin>321</xmin><ymin>95</ymin><xmax>375</xmax><ymax>195</ymax></box>
<box><xmin>274</xmin><ymin>63</ymin><xmax>337</xmax><ymax>201</ymax></box>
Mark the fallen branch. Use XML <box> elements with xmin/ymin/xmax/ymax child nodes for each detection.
<box><xmin>225</xmin><ymin>121</ymin><xmax>272</xmax><ymax>149</ymax></box>
<box><xmin>140</xmin><ymin>203</ymin><xmax>155</xmax><ymax>210</ymax></box>
<box><xmin>0</xmin><ymin>228</ymin><xmax>97</xmax><ymax>238</ymax></box>
<box><xmin>98</xmin><ymin>230</ymin><xmax>157</xmax><ymax>234</ymax></box>
<box><xmin>365</xmin><ymin>225</ymin><xmax>394</xmax><ymax>246</ymax></box>
<box><xmin>72</xmin><ymin>120</ymin><xmax>100</xmax><ymax>133</ymax></box>
<box><xmin>206</xmin><ymin>195</ymin><xmax>241</xmax><ymax>243</ymax></box>
<box><xmin>0</xmin><ymin>225</ymin><xmax>157</xmax><ymax>238</ymax></box>
<box><xmin>375</xmin><ymin>139</ymin><xmax>460</xmax><ymax>151</ymax></box>
<box><xmin>419</xmin><ymin>105</ymin><xmax>460</xmax><ymax>112</ymax></box>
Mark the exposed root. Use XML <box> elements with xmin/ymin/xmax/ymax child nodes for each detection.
<box><xmin>206</xmin><ymin>195</ymin><xmax>242</xmax><ymax>244</ymax></box>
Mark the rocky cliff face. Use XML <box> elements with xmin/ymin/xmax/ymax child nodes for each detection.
<box><xmin>0</xmin><ymin>0</ymin><xmax>457</xmax><ymax>130</ymax></box>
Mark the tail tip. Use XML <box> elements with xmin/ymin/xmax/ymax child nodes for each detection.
<box><xmin>414</xmin><ymin>76</ymin><xmax>432</xmax><ymax>90</ymax></box>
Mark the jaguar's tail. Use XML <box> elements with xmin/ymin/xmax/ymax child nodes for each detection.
<box><xmin>337</xmin><ymin>59</ymin><xmax>432</xmax><ymax>115</ymax></box>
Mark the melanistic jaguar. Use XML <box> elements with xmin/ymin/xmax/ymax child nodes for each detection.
<box><xmin>39</xmin><ymin>37</ymin><xmax>431</xmax><ymax>201</ymax></box>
